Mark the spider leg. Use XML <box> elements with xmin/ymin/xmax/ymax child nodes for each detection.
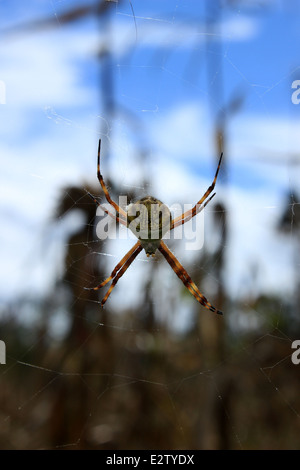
<box><xmin>86</xmin><ymin>191</ymin><xmax>127</xmax><ymax>226</ymax></box>
<box><xmin>171</xmin><ymin>193</ymin><xmax>216</xmax><ymax>230</ymax></box>
<box><xmin>100</xmin><ymin>241</ymin><xmax>143</xmax><ymax>306</ymax></box>
<box><xmin>171</xmin><ymin>152</ymin><xmax>223</xmax><ymax>230</ymax></box>
<box><xmin>158</xmin><ymin>241</ymin><xmax>223</xmax><ymax>315</ymax></box>
<box><xmin>85</xmin><ymin>241</ymin><xmax>142</xmax><ymax>306</ymax></box>
<box><xmin>96</xmin><ymin>139</ymin><xmax>127</xmax><ymax>222</ymax></box>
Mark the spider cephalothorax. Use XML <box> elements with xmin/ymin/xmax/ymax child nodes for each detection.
<box><xmin>87</xmin><ymin>139</ymin><xmax>223</xmax><ymax>315</ymax></box>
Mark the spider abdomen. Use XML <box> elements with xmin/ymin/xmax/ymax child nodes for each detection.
<box><xmin>127</xmin><ymin>196</ymin><xmax>172</xmax><ymax>255</ymax></box>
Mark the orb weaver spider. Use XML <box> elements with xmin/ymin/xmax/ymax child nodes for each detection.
<box><xmin>88</xmin><ymin>140</ymin><xmax>223</xmax><ymax>315</ymax></box>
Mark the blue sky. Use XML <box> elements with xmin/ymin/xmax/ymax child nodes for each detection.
<box><xmin>1</xmin><ymin>0</ymin><xmax>300</xmax><ymax>329</ymax></box>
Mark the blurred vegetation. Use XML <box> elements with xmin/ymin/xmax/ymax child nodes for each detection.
<box><xmin>0</xmin><ymin>179</ymin><xmax>299</xmax><ymax>450</ymax></box>
<box><xmin>1</xmin><ymin>0</ymin><xmax>300</xmax><ymax>450</ymax></box>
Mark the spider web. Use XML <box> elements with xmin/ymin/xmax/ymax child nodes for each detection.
<box><xmin>1</xmin><ymin>0</ymin><xmax>300</xmax><ymax>451</ymax></box>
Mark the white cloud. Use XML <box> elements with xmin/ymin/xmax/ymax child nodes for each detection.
<box><xmin>221</xmin><ymin>15</ymin><xmax>260</xmax><ymax>42</ymax></box>
<box><xmin>103</xmin><ymin>13</ymin><xmax>260</xmax><ymax>57</ymax></box>
<box><xmin>1</xmin><ymin>30</ymin><xmax>97</xmax><ymax>108</ymax></box>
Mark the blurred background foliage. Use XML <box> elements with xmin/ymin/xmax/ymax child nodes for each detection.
<box><xmin>1</xmin><ymin>0</ymin><xmax>300</xmax><ymax>449</ymax></box>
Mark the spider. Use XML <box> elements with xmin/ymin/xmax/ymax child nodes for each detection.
<box><xmin>88</xmin><ymin>140</ymin><xmax>223</xmax><ymax>315</ymax></box>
